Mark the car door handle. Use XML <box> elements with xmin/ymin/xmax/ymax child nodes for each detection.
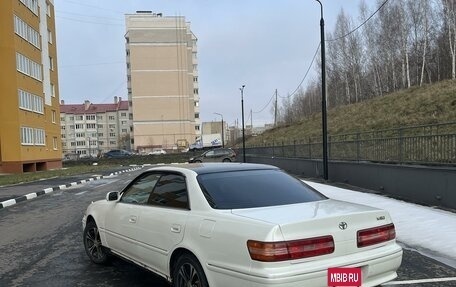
<box><xmin>171</xmin><ymin>224</ymin><xmax>181</xmax><ymax>233</ymax></box>
<box><xmin>129</xmin><ymin>216</ymin><xmax>137</xmax><ymax>223</ymax></box>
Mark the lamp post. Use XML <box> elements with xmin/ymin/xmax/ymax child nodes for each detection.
<box><xmin>240</xmin><ymin>85</ymin><xmax>246</xmax><ymax>163</ymax></box>
<box><xmin>214</xmin><ymin>112</ymin><xmax>224</xmax><ymax>148</ymax></box>
<box><xmin>315</xmin><ymin>0</ymin><xmax>328</xmax><ymax>180</ymax></box>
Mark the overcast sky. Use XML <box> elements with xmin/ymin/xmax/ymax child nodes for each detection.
<box><xmin>55</xmin><ymin>0</ymin><xmax>368</xmax><ymax>127</ymax></box>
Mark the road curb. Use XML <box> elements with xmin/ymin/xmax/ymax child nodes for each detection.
<box><xmin>0</xmin><ymin>167</ymin><xmax>142</xmax><ymax>210</ymax></box>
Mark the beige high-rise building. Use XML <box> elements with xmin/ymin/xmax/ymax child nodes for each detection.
<box><xmin>125</xmin><ymin>12</ymin><xmax>200</xmax><ymax>154</ymax></box>
<box><xmin>0</xmin><ymin>0</ymin><xmax>62</xmax><ymax>173</ymax></box>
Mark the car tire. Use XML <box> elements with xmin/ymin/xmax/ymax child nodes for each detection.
<box><xmin>172</xmin><ymin>253</ymin><xmax>209</xmax><ymax>287</ymax></box>
<box><xmin>83</xmin><ymin>220</ymin><xmax>109</xmax><ymax>265</ymax></box>
<box><xmin>222</xmin><ymin>158</ymin><xmax>231</xmax><ymax>162</ymax></box>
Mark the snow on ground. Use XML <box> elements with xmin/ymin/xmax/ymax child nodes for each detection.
<box><xmin>304</xmin><ymin>181</ymin><xmax>456</xmax><ymax>266</ymax></box>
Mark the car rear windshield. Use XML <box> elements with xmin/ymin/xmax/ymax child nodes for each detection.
<box><xmin>197</xmin><ymin>169</ymin><xmax>326</xmax><ymax>209</ymax></box>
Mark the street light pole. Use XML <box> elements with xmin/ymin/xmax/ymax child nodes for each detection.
<box><xmin>240</xmin><ymin>85</ymin><xmax>246</xmax><ymax>163</ymax></box>
<box><xmin>315</xmin><ymin>0</ymin><xmax>329</xmax><ymax>180</ymax></box>
<box><xmin>214</xmin><ymin>112</ymin><xmax>224</xmax><ymax>148</ymax></box>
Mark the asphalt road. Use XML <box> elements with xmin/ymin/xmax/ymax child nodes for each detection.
<box><xmin>0</xmin><ymin>169</ymin><xmax>454</xmax><ymax>287</ymax></box>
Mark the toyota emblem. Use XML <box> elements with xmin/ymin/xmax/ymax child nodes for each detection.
<box><xmin>339</xmin><ymin>222</ymin><xmax>348</xmax><ymax>230</ymax></box>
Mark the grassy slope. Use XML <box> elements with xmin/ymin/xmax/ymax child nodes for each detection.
<box><xmin>248</xmin><ymin>79</ymin><xmax>456</xmax><ymax>145</ymax></box>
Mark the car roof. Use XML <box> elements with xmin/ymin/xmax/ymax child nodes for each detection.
<box><xmin>148</xmin><ymin>163</ymin><xmax>279</xmax><ymax>175</ymax></box>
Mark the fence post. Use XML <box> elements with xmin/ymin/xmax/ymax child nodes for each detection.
<box><xmin>294</xmin><ymin>140</ymin><xmax>297</xmax><ymax>157</ymax></box>
<box><xmin>282</xmin><ymin>140</ymin><xmax>285</xmax><ymax>157</ymax></box>
<box><xmin>272</xmin><ymin>140</ymin><xmax>275</xmax><ymax>157</ymax></box>
<box><xmin>399</xmin><ymin>129</ymin><xmax>403</xmax><ymax>164</ymax></box>
<box><xmin>308</xmin><ymin>137</ymin><xmax>312</xmax><ymax>159</ymax></box>
<box><xmin>356</xmin><ymin>133</ymin><xmax>360</xmax><ymax>162</ymax></box>
<box><xmin>329</xmin><ymin>136</ymin><xmax>332</xmax><ymax>159</ymax></box>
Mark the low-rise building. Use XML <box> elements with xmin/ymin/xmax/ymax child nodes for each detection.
<box><xmin>60</xmin><ymin>97</ymin><xmax>131</xmax><ymax>158</ymax></box>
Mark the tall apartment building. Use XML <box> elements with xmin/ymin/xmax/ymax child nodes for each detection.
<box><xmin>60</xmin><ymin>97</ymin><xmax>131</xmax><ymax>158</ymax></box>
<box><xmin>125</xmin><ymin>12</ymin><xmax>200</xmax><ymax>154</ymax></box>
<box><xmin>0</xmin><ymin>0</ymin><xmax>61</xmax><ymax>173</ymax></box>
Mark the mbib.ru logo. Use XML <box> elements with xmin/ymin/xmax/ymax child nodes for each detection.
<box><xmin>327</xmin><ymin>267</ymin><xmax>362</xmax><ymax>287</ymax></box>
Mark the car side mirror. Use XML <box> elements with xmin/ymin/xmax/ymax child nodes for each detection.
<box><xmin>106</xmin><ymin>191</ymin><xmax>119</xmax><ymax>201</ymax></box>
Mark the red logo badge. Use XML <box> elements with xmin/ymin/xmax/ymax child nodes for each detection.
<box><xmin>327</xmin><ymin>267</ymin><xmax>362</xmax><ymax>286</ymax></box>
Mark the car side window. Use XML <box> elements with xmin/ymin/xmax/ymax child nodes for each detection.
<box><xmin>147</xmin><ymin>173</ymin><xmax>189</xmax><ymax>209</ymax></box>
<box><xmin>205</xmin><ymin>151</ymin><xmax>215</xmax><ymax>157</ymax></box>
<box><xmin>121</xmin><ymin>173</ymin><xmax>161</xmax><ymax>204</ymax></box>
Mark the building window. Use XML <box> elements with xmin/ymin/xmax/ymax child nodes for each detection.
<box><xmin>76</xmin><ymin>132</ymin><xmax>85</xmax><ymax>138</ymax></box>
<box><xmin>14</xmin><ymin>15</ymin><xmax>40</xmax><ymax>48</ymax></box>
<box><xmin>193</xmin><ymin>76</ymin><xmax>198</xmax><ymax>82</ymax></box>
<box><xmin>69</xmin><ymin>116</ymin><xmax>74</xmax><ymax>121</ymax></box>
<box><xmin>86</xmin><ymin>115</ymin><xmax>96</xmax><ymax>120</ymax></box>
<box><xmin>49</xmin><ymin>57</ymin><xmax>54</xmax><ymax>71</ymax></box>
<box><xmin>193</xmin><ymin>88</ymin><xmax>199</xmax><ymax>95</ymax></box>
<box><xmin>53</xmin><ymin>137</ymin><xmax>58</xmax><ymax>150</ymax></box>
<box><xmin>75</xmin><ymin>124</ymin><xmax>84</xmax><ymax>129</ymax></box>
<box><xmin>195</xmin><ymin>113</ymin><xmax>200</xmax><ymax>119</ymax></box>
<box><xmin>121</xmin><ymin>112</ymin><xmax>127</xmax><ymax>117</ymax></box>
<box><xmin>20</xmin><ymin>127</ymin><xmax>34</xmax><ymax>145</ymax></box>
<box><xmin>76</xmin><ymin>115</ymin><xmax>84</xmax><ymax>121</ymax></box>
<box><xmin>109</xmin><ymin>124</ymin><xmax>115</xmax><ymax>129</ymax></box>
<box><xmin>98</xmin><ymin>141</ymin><xmax>104</xmax><ymax>146</ymax></box>
<box><xmin>16</xmin><ymin>53</ymin><xmax>42</xmax><ymax>81</ymax></box>
<box><xmin>194</xmin><ymin>101</ymin><xmax>199</xmax><ymax>107</ymax></box>
<box><xmin>109</xmin><ymin>132</ymin><xmax>116</xmax><ymax>137</ymax></box>
<box><xmin>97</xmin><ymin>115</ymin><xmax>103</xmax><ymax>120</ymax></box>
<box><xmin>109</xmin><ymin>140</ymin><xmax>116</xmax><ymax>145</ymax></box>
<box><xmin>34</xmin><ymin>128</ymin><xmax>45</xmax><ymax>145</ymax></box>
<box><xmin>76</xmin><ymin>141</ymin><xmax>85</xmax><ymax>146</ymax></box>
<box><xmin>48</xmin><ymin>29</ymin><xmax>53</xmax><ymax>44</ymax></box>
<box><xmin>195</xmin><ymin>125</ymin><xmax>200</xmax><ymax>131</ymax></box>
<box><xmin>122</xmin><ymin>129</ymin><xmax>128</xmax><ymax>133</ymax></box>
<box><xmin>109</xmin><ymin>115</ymin><xmax>115</xmax><ymax>121</ymax></box>
<box><xmin>46</xmin><ymin>2</ymin><xmax>51</xmax><ymax>17</ymax></box>
<box><xmin>52</xmin><ymin>110</ymin><xmax>56</xmax><ymax>123</ymax></box>
<box><xmin>61</xmin><ymin>126</ymin><xmax>66</xmax><ymax>130</ymax></box>
<box><xmin>86</xmin><ymin>123</ymin><xmax>96</xmax><ymax>129</ymax></box>
<box><xmin>19</xmin><ymin>0</ymin><xmax>38</xmax><ymax>15</ymax></box>
<box><xmin>97</xmin><ymin>124</ymin><xmax>103</xmax><ymax>129</ymax></box>
<box><xmin>61</xmin><ymin>134</ymin><xmax>66</xmax><ymax>139</ymax></box>
<box><xmin>18</xmin><ymin>89</ymin><xmax>43</xmax><ymax>114</ymax></box>
<box><xmin>121</xmin><ymin>120</ymin><xmax>127</xmax><ymax>125</ymax></box>
<box><xmin>70</xmin><ymin>142</ymin><xmax>76</xmax><ymax>147</ymax></box>
<box><xmin>60</xmin><ymin>116</ymin><xmax>65</xmax><ymax>122</ymax></box>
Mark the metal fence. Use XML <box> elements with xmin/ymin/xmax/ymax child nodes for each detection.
<box><xmin>246</xmin><ymin>122</ymin><xmax>456</xmax><ymax>165</ymax></box>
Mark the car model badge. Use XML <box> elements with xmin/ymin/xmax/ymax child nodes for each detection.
<box><xmin>339</xmin><ymin>222</ymin><xmax>348</xmax><ymax>230</ymax></box>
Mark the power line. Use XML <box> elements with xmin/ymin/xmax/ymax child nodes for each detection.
<box><xmin>56</xmin><ymin>15</ymin><xmax>124</xmax><ymax>26</ymax></box>
<box><xmin>60</xmin><ymin>0</ymin><xmax>125</xmax><ymax>15</ymax></box>
<box><xmin>60</xmin><ymin>61</ymin><xmax>125</xmax><ymax>68</ymax></box>
<box><xmin>252</xmin><ymin>91</ymin><xmax>275</xmax><ymax>114</ymax></box>
<box><xmin>56</xmin><ymin>10</ymin><xmax>124</xmax><ymax>22</ymax></box>
<box><xmin>279</xmin><ymin>42</ymin><xmax>321</xmax><ymax>99</ymax></box>
<box><xmin>326</xmin><ymin>0</ymin><xmax>390</xmax><ymax>42</ymax></box>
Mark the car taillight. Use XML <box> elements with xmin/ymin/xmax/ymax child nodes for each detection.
<box><xmin>247</xmin><ymin>235</ymin><xmax>334</xmax><ymax>262</ymax></box>
<box><xmin>357</xmin><ymin>223</ymin><xmax>396</xmax><ymax>248</ymax></box>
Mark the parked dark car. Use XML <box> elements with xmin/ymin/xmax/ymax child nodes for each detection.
<box><xmin>103</xmin><ymin>149</ymin><xmax>133</xmax><ymax>158</ymax></box>
<box><xmin>189</xmin><ymin>148</ymin><xmax>236</xmax><ymax>163</ymax></box>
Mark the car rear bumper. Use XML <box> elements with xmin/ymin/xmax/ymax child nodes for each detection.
<box><xmin>206</xmin><ymin>243</ymin><xmax>402</xmax><ymax>287</ymax></box>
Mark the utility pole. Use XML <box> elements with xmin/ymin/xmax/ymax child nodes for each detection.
<box><xmin>315</xmin><ymin>0</ymin><xmax>329</xmax><ymax>180</ymax></box>
<box><xmin>240</xmin><ymin>85</ymin><xmax>246</xmax><ymax>163</ymax></box>
<box><xmin>250</xmin><ymin>109</ymin><xmax>253</xmax><ymax>131</ymax></box>
<box><xmin>274</xmin><ymin>89</ymin><xmax>278</xmax><ymax>127</ymax></box>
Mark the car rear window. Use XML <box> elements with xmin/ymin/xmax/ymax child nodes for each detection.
<box><xmin>197</xmin><ymin>169</ymin><xmax>326</xmax><ymax>209</ymax></box>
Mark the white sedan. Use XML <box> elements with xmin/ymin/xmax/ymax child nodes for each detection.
<box><xmin>82</xmin><ymin>163</ymin><xmax>402</xmax><ymax>287</ymax></box>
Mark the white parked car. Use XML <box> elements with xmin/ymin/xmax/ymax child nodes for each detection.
<box><xmin>148</xmin><ymin>149</ymin><xmax>167</xmax><ymax>155</ymax></box>
<box><xmin>82</xmin><ymin>163</ymin><xmax>402</xmax><ymax>287</ymax></box>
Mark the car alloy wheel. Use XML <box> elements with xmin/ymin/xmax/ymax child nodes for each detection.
<box><xmin>173</xmin><ymin>254</ymin><xmax>208</xmax><ymax>287</ymax></box>
<box><xmin>83</xmin><ymin>221</ymin><xmax>109</xmax><ymax>264</ymax></box>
